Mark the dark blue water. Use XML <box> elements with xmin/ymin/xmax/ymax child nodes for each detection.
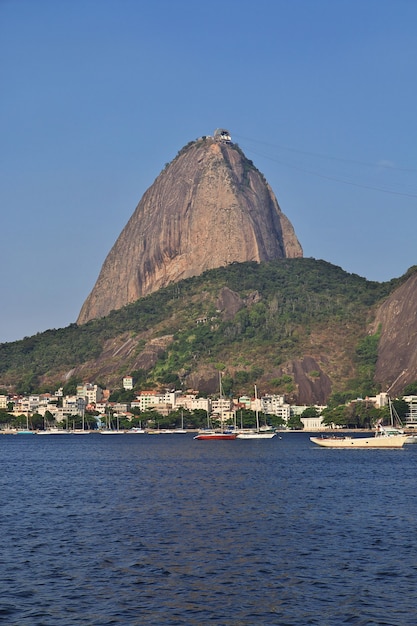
<box><xmin>0</xmin><ymin>433</ymin><xmax>416</xmax><ymax>625</ymax></box>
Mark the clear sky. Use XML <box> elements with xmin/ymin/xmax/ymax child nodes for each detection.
<box><xmin>1</xmin><ymin>0</ymin><xmax>416</xmax><ymax>343</ymax></box>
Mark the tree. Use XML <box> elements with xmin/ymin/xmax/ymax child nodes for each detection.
<box><xmin>189</xmin><ymin>409</ymin><xmax>210</xmax><ymax>428</ymax></box>
<box><xmin>403</xmin><ymin>382</ymin><xmax>417</xmax><ymax>395</ymax></box>
<box><xmin>0</xmin><ymin>409</ymin><xmax>12</xmax><ymax>426</ymax></box>
<box><xmin>63</xmin><ymin>377</ymin><xmax>79</xmax><ymax>396</ymax></box>
<box><xmin>321</xmin><ymin>405</ymin><xmax>350</xmax><ymax>427</ymax></box>
<box><xmin>31</xmin><ymin>413</ymin><xmax>44</xmax><ymax>429</ymax></box>
<box><xmin>267</xmin><ymin>413</ymin><xmax>285</xmax><ymax>428</ymax></box>
<box><xmin>43</xmin><ymin>410</ymin><xmax>56</xmax><ymax>428</ymax></box>
<box><xmin>287</xmin><ymin>414</ymin><xmax>303</xmax><ymax>430</ymax></box>
<box><xmin>301</xmin><ymin>406</ymin><xmax>319</xmax><ymax>418</ymax></box>
<box><xmin>109</xmin><ymin>389</ymin><xmax>136</xmax><ymax>403</ymax></box>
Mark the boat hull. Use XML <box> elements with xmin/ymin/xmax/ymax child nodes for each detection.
<box><xmin>36</xmin><ymin>430</ymin><xmax>70</xmax><ymax>435</ymax></box>
<box><xmin>310</xmin><ymin>435</ymin><xmax>408</xmax><ymax>448</ymax></box>
<box><xmin>237</xmin><ymin>432</ymin><xmax>276</xmax><ymax>439</ymax></box>
<box><xmin>194</xmin><ymin>433</ymin><xmax>237</xmax><ymax>440</ymax></box>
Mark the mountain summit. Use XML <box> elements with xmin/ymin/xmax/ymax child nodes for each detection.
<box><xmin>77</xmin><ymin>130</ymin><xmax>303</xmax><ymax>324</ymax></box>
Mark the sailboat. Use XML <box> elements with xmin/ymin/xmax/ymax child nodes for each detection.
<box><xmin>173</xmin><ymin>410</ymin><xmax>187</xmax><ymax>433</ymax></box>
<box><xmin>237</xmin><ymin>386</ymin><xmax>276</xmax><ymax>439</ymax></box>
<box><xmin>15</xmin><ymin>414</ymin><xmax>35</xmax><ymax>434</ymax></box>
<box><xmin>194</xmin><ymin>374</ymin><xmax>237</xmax><ymax>440</ymax></box>
<box><xmin>100</xmin><ymin>413</ymin><xmax>125</xmax><ymax>434</ymax></box>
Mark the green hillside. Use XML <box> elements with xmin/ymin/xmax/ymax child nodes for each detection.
<box><xmin>0</xmin><ymin>258</ymin><xmax>401</xmax><ymax>402</ymax></box>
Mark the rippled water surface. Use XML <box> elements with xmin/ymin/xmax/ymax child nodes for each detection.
<box><xmin>1</xmin><ymin>433</ymin><xmax>416</xmax><ymax>625</ymax></box>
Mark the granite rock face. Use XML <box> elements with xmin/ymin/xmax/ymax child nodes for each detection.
<box><xmin>77</xmin><ymin>135</ymin><xmax>303</xmax><ymax>324</ymax></box>
<box><xmin>372</xmin><ymin>271</ymin><xmax>417</xmax><ymax>394</ymax></box>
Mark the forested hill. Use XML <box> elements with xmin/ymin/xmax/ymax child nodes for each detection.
<box><xmin>0</xmin><ymin>258</ymin><xmax>407</xmax><ymax>404</ymax></box>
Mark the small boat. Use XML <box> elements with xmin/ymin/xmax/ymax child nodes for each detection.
<box><xmin>99</xmin><ymin>430</ymin><xmax>126</xmax><ymax>435</ymax></box>
<box><xmin>146</xmin><ymin>428</ymin><xmax>175</xmax><ymax>434</ymax></box>
<box><xmin>36</xmin><ymin>428</ymin><xmax>70</xmax><ymax>435</ymax></box>
<box><xmin>194</xmin><ymin>430</ymin><xmax>237</xmax><ymax>440</ymax></box>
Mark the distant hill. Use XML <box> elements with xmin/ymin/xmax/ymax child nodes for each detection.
<box><xmin>77</xmin><ymin>132</ymin><xmax>302</xmax><ymax>324</ymax></box>
<box><xmin>2</xmin><ymin>258</ymin><xmax>416</xmax><ymax>404</ymax></box>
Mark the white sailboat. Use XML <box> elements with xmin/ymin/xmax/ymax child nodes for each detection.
<box><xmin>174</xmin><ymin>410</ymin><xmax>187</xmax><ymax>433</ymax></box>
<box><xmin>237</xmin><ymin>386</ymin><xmax>276</xmax><ymax>439</ymax></box>
<box><xmin>194</xmin><ymin>374</ymin><xmax>237</xmax><ymax>440</ymax></box>
<box><xmin>100</xmin><ymin>413</ymin><xmax>125</xmax><ymax>434</ymax></box>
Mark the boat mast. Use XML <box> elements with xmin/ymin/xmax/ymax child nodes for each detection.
<box><xmin>254</xmin><ymin>385</ymin><xmax>260</xmax><ymax>433</ymax></box>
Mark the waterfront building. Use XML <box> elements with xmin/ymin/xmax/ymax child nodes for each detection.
<box><xmin>402</xmin><ymin>395</ymin><xmax>417</xmax><ymax>428</ymax></box>
<box><xmin>63</xmin><ymin>395</ymin><xmax>86</xmax><ymax>417</ymax></box>
<box><xmin>175</xmin><ymin>394</ymin><xmax>211</xmax><ymax>413</ymax></box>
<box><xmin>301</xmin><ymin>415</ymin><xmax>325</xmax><ymax>430</ymax></box>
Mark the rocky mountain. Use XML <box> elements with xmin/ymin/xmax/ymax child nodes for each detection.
<box><xmin>77</xmin><ymin>131</ymin><xmax>302</xmax><ymax>324</ymax></box>
<box><xmin>371</xmin><ymin>269</ymin><xmax>417</xmax><ymax>395</ymax></box>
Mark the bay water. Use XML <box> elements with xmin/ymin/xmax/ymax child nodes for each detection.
<box><xmin>1</xmin><ymin>432</ymin><xmax>416</xmax><ymax>625</ymax></box>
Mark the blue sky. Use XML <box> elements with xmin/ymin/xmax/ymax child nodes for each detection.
<box><xmin>1</xmin><ymin>0</ymin><xmax>416</xmax><ymax>343</ymax></box>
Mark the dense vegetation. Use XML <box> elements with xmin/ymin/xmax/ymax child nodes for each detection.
<box><xmin>0</xmin><ymin>258</ymin><xmax>405</xmax><ymax>398</ymax></box>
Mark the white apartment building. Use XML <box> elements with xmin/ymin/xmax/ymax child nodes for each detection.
<box><xmin>123</xmin><ymin>376</ymin><xmax>133</xmax><ymax>390</ymax></box>
<box><xmin>160</xmin><ymin>390</ymin><xmax>182</xmax><ymax>406</ymax></box>
<box><xmin>36</xmin><ymin>404</ymin><xmax>66</xmax><ymax>421</ymax></box>
<box><xmin>0</xmin><ymin>395</ymin><xmax>8</xmax><ymax>409</ymax></box>
<box><xmin>77</xmin><ymin>384</ymin><xmax>103</xmax><ymax>405</ymax></box>
<box><xmin>372</xmin><ymin>392</ymin><xmax>389</xmax><ymax>408</ymax></box>
<box><xmin>63</xmin><ymin>395</ymin><xmax>86</xmax><ymax>417</ymax></box>
<box><xmin>211</xmin><ymin>397</ymin><xmax>232</xmax><ymax>418</ymax></box>
<box><xmin>261</xmin><ymin>394</ymin><xmax>286</xmax><ymax>414</ymax></box>
<box><xmin>402</xmin><ymin>395</ymin><xmax>417</xmax><ymax>428</ymax></box>
<box><xmin>261</xmin><ymin>394</ymin><xmax>291</xmax><ymax>423</ymax></box>
<box><xmin>13</xmin><ymin>396</ymin><xmax>38</xmax><ymax>415</ymax></box>
<box><xmin>109</xmin><ymin>402</ymin><xmax>130</xmax><ymax>415</ymax></box>
<box><xmin>132</xmin><ymin>392</ymin><xmax>163</xmax><ymax>412</ymax></box>
<box><xmin>131</xmin><ymin>390</ymin><xmax>182</xmax><ymax>412</ymax></box>
<box><xmin>175</xmin><ymin>394</ymin><xmax>211</xmax><ymax>413</ymax></box>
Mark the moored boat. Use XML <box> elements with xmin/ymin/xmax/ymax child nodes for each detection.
<box><xmin>99</xmin><ymin>430</ymin><xmax>126</xmax><ymax>434</ymax></box>
<box><xmin>310</xmin><ymin>426</ymin><xmax>408</xmax><ymax>448</ymax></box>
<box><xmin>194</xmin><ymin>373</ymin><xmax>237</xmax><ymax>440</ymax></box>
<box><xmin>237</xmin><ymin>385</ymin><xmax>276</xmax><ymax>439</ymax></box>
<box><xmin>311</xmin><ymin>396</ymin><xmax>410</xmax><ymax>448</ymax></box>
<box><xmin>36</xmin><ymin>428</ymin><xmax>70</xmax><ymax>435</ymax></box>
<box><xmin>194</xmin><ymin>430</ymin><xmax>237</xmax><ymax>440</ymax></box>
<box><xmin>237</xmin><ymin>430</ymin><xmax>276</xmax><ymax>439</ymax></box>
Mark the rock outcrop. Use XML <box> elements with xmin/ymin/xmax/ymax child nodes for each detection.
<box><xmin>372</xmin><ymin>271</ymin><xmax>417</xmax><ymax>394</ymax></box>
<box><xmin>77</xmin><ymin>133</ymin><xmax>302</xmax><ymax>324</ymax></box>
